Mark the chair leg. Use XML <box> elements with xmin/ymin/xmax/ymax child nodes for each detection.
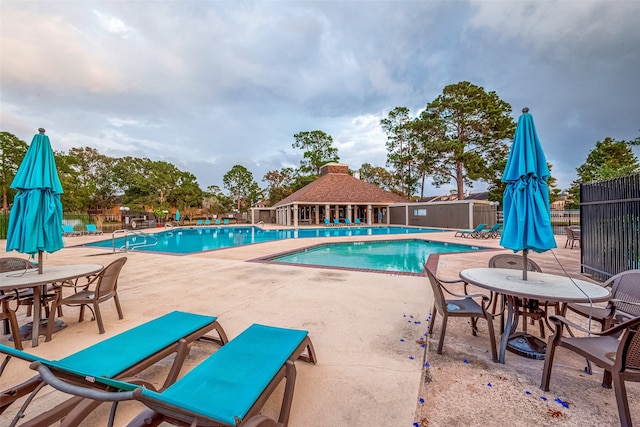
<box><xmin>541</xmin><ymin>340</ymin><xmax>559</xmax><ymax>391</ymax></box>
<box><xmin>1</xmin><ymin>303</ymin><xmax>23</xmax><ymax>351</ymax></box>
<box><xmin>428</xmin><ymin>306</ymin><xmax>436</xmax><ymax>335</ymax></box>
<box><xmin>78</xmin><ymin>304</ymin><xmax>86</xmax><ymax>322</ymax></box>
<box><xmin>437</xmin><ymin>314</ymin><xmax>448</xmax><ymax>354</ymax></box>
<box><xmin>485</xmin><ymin>315</ymin><xmax>498</xmax><ymax>363</ymax></box>
<box><xmin>611</xmin><ymin>373</ymin><xmax>632</xmax><ymax>427</ymax></box>
<box><xmin>94</xmin><ymin>302</ymin><xmax>105</xmax><ymax>334</ymax></box>
<box><xmin>113</xmin><ymin>294</ymin><xmax>124</xmax><ymax>320</ymax></box>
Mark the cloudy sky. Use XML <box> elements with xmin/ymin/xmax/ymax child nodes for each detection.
<box><xmin>1</xmin><ymin>0</ymin><xmax>639</xmax><ymax>195</ymax></box>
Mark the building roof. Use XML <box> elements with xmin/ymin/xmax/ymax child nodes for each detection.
<box><xmin>273</xmin><ymin>163</ymin><xmax>409</xmax><ymax>207</ymax></box>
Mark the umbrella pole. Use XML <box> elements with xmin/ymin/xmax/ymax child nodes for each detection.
<box><xmin>522</xmin><ymin>249</ymin><xmax>528</xmax><ymax>281</ymax></box>
<box><xmin>38</xmin><ymin>250</ymin><xmax>43</xmax><ymax>274</ymax></box>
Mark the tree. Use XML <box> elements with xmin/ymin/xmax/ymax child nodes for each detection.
<box><xmin>413</xmin><ymin>81</ymin><xmax>516</xmax><ymax>199</ymax></box>
<box><xmin>358</xmin><ymin>163</ymin><xmax>397</xmax><ymax>193</ymax></box>
<box><xmin>0</xmin><ymin>132</ymin><xmax>29</xmax><ymax>210</ymax></box>
<box><xmin>381</xmin><ymin>107</ymin><xmax>420</xmax><ymax>198</ymax></box>
<box><xmin>223</xmin><ymin>164</ymin><xmax>259</xmax><ymax>212</ymax></box>
<box><xmin>566</xmin><ymin>136</ymin><xmax>640</xmax><ymax>208</ymax></box>
<box><xmin>263</xmin><ymin>167</ymin><xmax>295</xmax><ymax>205</ymax></box>
<box><xmin>292</xmin><ymin>130</ymin><xmax>339</xmax><ymax>175</ymax></box>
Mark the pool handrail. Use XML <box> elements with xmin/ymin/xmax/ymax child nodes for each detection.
<box><xmin>111</xmin><ymin>229</ymin><xmax>159</xmax><ymax>253</ymax></box>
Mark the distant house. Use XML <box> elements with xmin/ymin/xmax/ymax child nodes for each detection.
<box><xmin>250</xmin><ymin>163</ymin><xmax>408</xmax><ymax>225</ymax></box>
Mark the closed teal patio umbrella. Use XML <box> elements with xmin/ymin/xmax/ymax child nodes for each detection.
<box><xmin>6</xmin><ymin>128</ymin><xmax>64</xmax><ymax>273</ymax></box>
<box><xmin>500</xmin><ymin>108</ymin><xmax>556</xmax><ymax>280</ymax></box>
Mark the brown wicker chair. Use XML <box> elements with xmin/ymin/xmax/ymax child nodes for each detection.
<box><xmin>49</xmin><ymin>257</ymin><xmax>127</xmax><ymax>334</ymax></box>
<box><xmin>566</xmin><ymin>269</ymin><xmax>640</xmax><ymax>331</ymax></box>
<box><xmin>0</xmin><ymin>257</ymin><xmax>62</xmax><ymax>348</ymax></box>
<box><xmin>541</xmin><ymin>303</ymin><xmax>640</xmax><ymax>427</ymax></box>
<box><xmin>426</xmin><ymin>268</ymin><xmax>497</xmax><ymax>362</ymax></box>
<box><xmin>487</xmin><ymin>254</ymin><xmax>559</xmax><ymax>337</ymax></box>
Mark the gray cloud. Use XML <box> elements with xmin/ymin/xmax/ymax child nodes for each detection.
<box><xmin>1</xmin><ymin>1</ymin><xmax>638</xmax><ymax>194</ymax></box>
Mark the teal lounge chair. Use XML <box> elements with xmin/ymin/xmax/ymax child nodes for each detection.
<box><xmin>354</xmin><ymin>218</ymin><xmax>362</xmax><ymax>225</ymax></box>
<box><xmin>223</xmin><ymin>218</ymin><xmax>229</xmax><ymax>225</ymax></box>
<box><xmin>333</xmin><ymin>218</ymin><xmax>342</xmax><ymax>226</ymax></box>
<box><xmin>454</xmin><ymin>223</ymin><xmax>487</xmax><ymax>238</ymax></box>
<box><xmin>204</xmin><ymin>219</ymin><xmax>211</xmax><ymax>225</ymax></box>
<box><xmin>344</xmin><ymin>218</ymin><xmax>354</xmax><ymax>226</ymax></box>
<box><xmin>0</xmin><ymin>311</ymin><xmax>227</xmax><ymax>425</ymax></box>
<box><xmin>62</xmin><ymin>225</ymin><xmax>81</xmax><ymax>236</ymax></box>
<box><xmin>323</xmin><ymin>218</ymin><xmax>332</xmax><ymax>226</ymax></box>
<box><xmin>31</xmin><ymin>323</ymin><xmax>317</xmax><ymax>427</ymax></box>
<box><xmin>215</xmin><ymin>219</ymin><xmax>221</xmax><ymax>225</ymax></box>
<box><xmin>196</xmin><ymin>219</ymin><xmax>203</xmax><ymax>226</ymax></box>
<box><xmin>472</xmin><ymin>223</ymin><xmax>502</xmax><ymax>239</ymax></box>
<box><xmin>85</xmin><ymin>224</ymin><xmax>103</xmax><ymax>235</ymax></box>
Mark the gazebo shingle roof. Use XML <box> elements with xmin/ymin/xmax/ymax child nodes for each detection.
<box><xmin>273</xmin><ymin>163</ymin><xmax>408</xmax><ymax>206</ymax></box>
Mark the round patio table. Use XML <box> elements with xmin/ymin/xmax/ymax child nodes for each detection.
<box><xmin>0</xmin><ymin>263</ymin><xmax>103</xmax><ymax>347</ymax></box>
<box><xmin>459</xmin><ymin>268</ymin><xmax>611</xmax><ymax>363</ymax></box>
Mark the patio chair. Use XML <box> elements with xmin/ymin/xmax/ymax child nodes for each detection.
<box><xmin>541</xmin><ymin>305</ymin><xmax>640</xmax><ymax>427</ymax></box>
<box><xmin>0</xmin><ymin>311</ymin><xmax>228</xmax><ymax>425</ymax></box>
<box><xmin>565</xmin><ymin>269</ymin><xmax>640</xmax><ymax>331</ymax></box>
<box><xmin>426</xmin><ymin>268</ymin><xmax>497</xmax><ymax>362</ymax></box>
<box><xmin>48</xmin><ymin>257</ymin><xmax>127</xmax><ymax>335</ymax></box>
<box><xmin>62</xmin><ymin>225</ymin><xmax>82</xmax><ymax>236</ymax></box>
<box><xmin>454</xmin><ymin>223</ymin><xmax>487</xmax><ymax>238</ymax></box>
<box><xmin>85</xmin><ymin>224</ymin><xmax>103</xmax><ymax>235</ymax></box>
<box><xmin>223</xmin><ymin>218</ymin><xmax>229</xmax><ymax>225</ymax></box>
<box><xmin>471</xmin><ymin>223</ymin><xmax>502</xmax><ymax>239</ymax></box>
<box><xmin>0</xmin><ymin>257</ymin><xmax>62</xmax><ymax>347</ymax></box>
<box><xmin>564</xmin><ymin>226</ymin><xmax>580</xmax><ymax>249</ymax></box>
<box><xmin>204</xmin><ymin>219</ymin><xmax>211</xmax><ymax>225</ymax></box>
<box><xmin>215</xmin><ymin>219</ymin><xmax>221</xmax><ymax>225</ymax></box>
<box><xmin>196</xmin><ymin>219</ymin><xmax>203</xmax><ymax>226</ymax></box>
<box><xmin>486</xmin><ymin>254</ymin><xmax>556</xmax><ymax>337</ymax></box>
<box><xmin>30</xmin><ymin>323</ymin><xmax>317</xmax><ymax>427</ymax></box>
<box><xmin>0</xmin><ymin>293</ymin><xmax>21</xmax><ymax>350</ymax></box>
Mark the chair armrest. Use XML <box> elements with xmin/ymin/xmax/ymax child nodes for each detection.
<box><xmin>438</xmin><ymin>283</ymin><xmax>489</xmax><ymax>301</ymax></box>
<box><xmin>550</xmin><ymin>314</ymin><xmax>640</xmax><ymax>337</ymax></box>
<box><xmin>30</xmin><ymin>362</ymin><xmax>136</xmax><ymax>401</ymax></box>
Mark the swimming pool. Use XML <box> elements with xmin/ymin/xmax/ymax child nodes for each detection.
<box><xmin>264</xmin><ymin>239</ymin><xmax>484</xmax><ymax>274</ymax></box>
<box><xmin>83</xmin><ymin>225</ymin><xmax>446</xmax><ymax>254</ymax></box>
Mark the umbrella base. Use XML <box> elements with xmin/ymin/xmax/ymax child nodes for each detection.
<box><xmin>506</xmin><ymin>332</ymin><xmax>546</xmax><ymax>360</ymax></box>
<box><xmin>9</xmin><ymin>319</ymin><xmax>67</xmax><ymax>341</ymax></box>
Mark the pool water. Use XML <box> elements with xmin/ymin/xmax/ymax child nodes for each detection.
<box><xmin>83</xmin><ymin>225</ymin><xmax>446</xmax><ymax>254</ymax></box>
<box><xmin>267</xmin><ymin>239</ymin><xmax>484</xmax><ymax>274</ymax></box>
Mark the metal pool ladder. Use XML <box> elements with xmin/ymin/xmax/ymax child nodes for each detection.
<box><xmin>111</xmin><ymin>229</ymin><xmax>158</xmax><ymax>253</ymax></box>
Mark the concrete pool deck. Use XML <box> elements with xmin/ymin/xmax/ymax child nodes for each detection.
<box><xmin>1</xmin><ymin>226</ymin><xmax>638</xmax><ymax>426</ymax></box>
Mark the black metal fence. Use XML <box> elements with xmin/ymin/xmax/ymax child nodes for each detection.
<box><xmin>580</xmin><ymin>173</ymin><xmax>640</xmax><ymax>281</ymax></box>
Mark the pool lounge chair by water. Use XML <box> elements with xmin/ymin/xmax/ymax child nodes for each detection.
<box><xmin>62</xmin><ymin>225</ymin><xmax>82</xmax><ymax>236</ymax></box>
<box><xmin>454</xmin><ymin>223</ymin><xmax>487</xmax><ymax>238</ymax></box>
<box><xmin>85</xmin><ymin>224</ymin><xmax>103</xmax><ymax>235</ymax></box>
<box><xmin>0</xmin><ymin>311</ymin><xmax>228</xmax><ymax>425</ymax></box>
<box><xmin>31</xmin><ymin>323</ymin><xmax>316</xmax><ymax>427</ymax></box>
<box><xmin>472</xmin><ymin>223</ymin><xmax>502</xmax><ymax>239</ymax></box>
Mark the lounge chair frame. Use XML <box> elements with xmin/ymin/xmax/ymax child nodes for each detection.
<box><xmin>30</xmin><ymin>324</ymin><xmax>316</xmax><ymax>427</ymax></box>
<box><xmin>0</xmin><ymin>311</ymin><xmax>228</xmax><ymax>426</ymax></box>
<box><xmin>454</xmin><ymin>223</ymin><xmax>487</xmax><ymax>238</ymax></box>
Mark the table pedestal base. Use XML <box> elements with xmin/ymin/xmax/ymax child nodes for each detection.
<box><xmin>506</xmin><ymin>332</ymin><xmax>546</xmax><ymax>360</ymax></box>
<box><xmin>9</xmin><ymin>319</ymin><xmax>67</xmax><ymax>341</ymax></box>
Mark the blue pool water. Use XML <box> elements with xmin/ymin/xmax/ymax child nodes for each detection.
<box><xmin>84</xmin><ymin>226</ymin><xmax>446</xmax><ymax>254</ymax></box>
<box><xmin>268</xmin><ymin>240</ymin><xmax>484</xmax><ymax>274</ymax></box>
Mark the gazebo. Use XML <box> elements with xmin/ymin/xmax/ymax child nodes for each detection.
<box><xmin>253</xmin><ymin>163</ymin><xmax>408</xmax><ymax>226</ymax></box>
